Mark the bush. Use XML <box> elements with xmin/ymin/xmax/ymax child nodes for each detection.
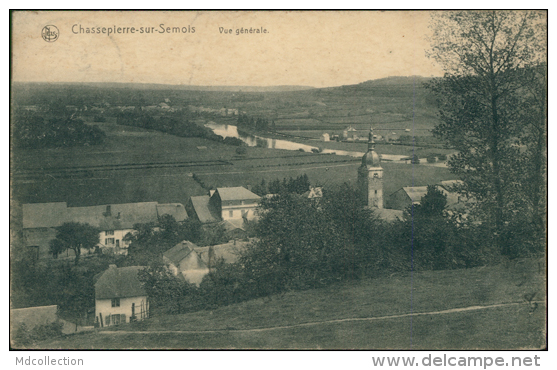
<box><xmin>236</xmin><ymin>147</ymin><xmax>247</xmax><ymax>155</ymax></box>
<box><xmin>12</xmin><ymin>322</ymin><xmax>64</xmax><ymax>347</ymax></box>
<box><xmin>427</xmin><ymin>155</ymin><xmax>437</xmax><ymax>163</ymax></box>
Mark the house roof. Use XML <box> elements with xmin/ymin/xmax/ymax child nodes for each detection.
<box><xmin>22</xmin><ymin>202</ymin><xmax>68</xmax><ymax>229</ymax></box>
<box><xmin>221</xmin><ymin>219</ymin><xmax>246</xmax><ymax>231</ymax></box>
<box><xmin>439</xmin><ymin>180</ymin><xmax>464</xmax><ymax>191</ymax></box>
<box><xmin>66</xmin><ymin>202</ymin><xmax>159</xmax><ymax>230</ymax></box>
<box><xmin>23</xmin><ymin>201</ymin><xmax>171</xmax><ymax>231</ymax></box>
<box><xmin>10</xmin><ymin>305</ymin><xmax>59</xmax><ymax>330</ymax></box>
<box><xmin>373</xmin><ymin>208</ymin><xmax>404</xmax><ymax>222</ymax></box>
<box><xmin>215</xmin><ymin>187</ymin><xmax>261</xmax><ymax>201</ymax></box>
<box><xmin>95</xmin><ymin>266</ymin><xmax>146</xmax><ymax>300</ymax></box>
<box><xmin>157</xmin><ymin>203</ymin><xmax>188</xmax><ymax>222</ymax></box>
<box><xmin>194</xmin><ymin>240</ymin><xmax>248</xmax><ymax>265</ymax></box>
<box><xmin>398</xmin><ymin>185</ymin><xmax>461</xmax><ymax>207</ymax></box>
<box><xmin>163</xmin><ymin>240</ymin><xmax>199</xmax><ymax>267</ymax></box>
<box><xmin>401</xmin><ymin>186</ymin><xmax>429</xmax><ymax>203</ymax></box>
<box><xmin>190</xmin><ymin>196</ymin><xmax>218</xmax><ymax>223</ymax></box>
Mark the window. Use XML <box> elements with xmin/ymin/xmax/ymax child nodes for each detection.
<box><xmin>375</xmin><ymin>190</ymin><xmax>377</xmax><ymax>195</ymax></box>
<box><xmin>106</xmin><ymin>238</ymin><xmax>115</xmax><ymax>245</ymax></box>
<box><xmin>111</xmin><ymin>298</ymin><xmax>120</xmax><ymax>307</ymax></box>
<box><xmin>106</xmin><ymin>230</ymin><xmax>114</xmax><ymax>236</ymax></box>
<box><xmin>229</xmin><ymin>210</ymin><xmax>234</xmax><ymax>217</ymax></box>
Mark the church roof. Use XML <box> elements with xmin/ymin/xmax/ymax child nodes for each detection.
<box><xmin>362</xmin><ymin>150</ymin><xmax>381</xmax><ymax>167</ymax></box>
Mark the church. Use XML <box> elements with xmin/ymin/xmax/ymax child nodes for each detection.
<box><xmin>357</xmin><ymin>126</ymin><xmax>404</xmax><ymax>221</ymax></box>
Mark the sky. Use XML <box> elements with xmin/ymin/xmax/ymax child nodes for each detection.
<box><xmin>11</xmin><ymin>11</ymin><xmax>444</xmax><ymax>88</ymax></box>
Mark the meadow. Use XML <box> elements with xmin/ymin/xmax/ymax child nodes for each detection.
<box><xmin>30</xmin><ymin>258</ymin><xmax>545</xmax><ymax>349</ymax></box>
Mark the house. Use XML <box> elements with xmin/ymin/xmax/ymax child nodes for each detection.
<box><xmin>385</xmin><ymin>184</ymin><xmax>463</xmax><ymax>211</ymax></box>
<box><xmin>22</xmin><ymin>201</ymin><xmax>188</xmax><ymax>258</ymax></box>
<box><xmin>22</xmin><ymin>202</ymin><xmax>68</xmax><ymax>259</ymax></box>
<box><xmin>194</xmin><ymin>240</ymin><xmax>249</xmax><ymax>268</ymax></box>
<box><xmin>208</xmin><ymin>187</ymin><xmax>261</xmax><ymax>222</ymax></box>
<box><xmin>305</xmin><ymin>186</ymin><xmax>323</xmax><ymax>199</ymax></box>
<box><xmin>188</xmin><ymin>195</ymin><xmax>219</xmax><ymax>223</ymax></box>
<box><xmin>343</xmin><ymin>126</ymin><xmax>357</xmax><ymax>140</ymax></box>
<box><xmin>162</xmin><ymin>241</ymin><xmax>209</xmax><ymax>286</ymax></box>
<box><xmin>322</xmin><ymin>133</ymin><xmax>330</xmax><ymax>142</ymax></box>
<box><xmin>94</xmin><ymin>265</ymin><xmax>149</xmax><ymax>327</ymax></box>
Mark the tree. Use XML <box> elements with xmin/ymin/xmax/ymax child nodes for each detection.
<box><xmin>427</xmin><ymin>10</ymin><xmax>546</xmax><ymax>256</ymax></box>
<box><xmin>126</xmin><ymin>216</ymin><xmax>203</xmax><ymax>265</ymax></box>
<box><xmin>138</xmin><ymin>262</ymin><xmax>197</xmax><ymax>315</ymax></box>
<box><xmin>57</xmin><ymin>265</ymin><xmax>95</xmax><ymax>331</ymax></box>
<box><xmin>49</xmin><ymin>222</ymin><xmax>99</xmax><ymax>264</ymax></box>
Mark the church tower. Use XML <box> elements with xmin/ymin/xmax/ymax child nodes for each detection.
<box><xmin>358</xmin><ymin>125</ymin><xmax>383</xmax><ymax>208</ymax></box>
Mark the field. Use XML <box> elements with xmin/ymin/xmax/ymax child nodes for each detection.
<box><xmin>11</xmin><ymin>121</ymin><xmax>325</xmax><ymax>207</ymax></box>
<box><xmin>12</xmin><ymin>117</ymin><xmax>454</xmax><ymax>208</ymax></box>
<box><xmin>29</xmin><ymin>258</ymin><xmax>546</xmax><ymax>349</ymax></box>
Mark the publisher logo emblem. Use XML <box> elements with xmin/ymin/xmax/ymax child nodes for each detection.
<box><xmin>42</xmin><ymin>25</ymin><xmax>59</xmax><ymax>42</ymax></box>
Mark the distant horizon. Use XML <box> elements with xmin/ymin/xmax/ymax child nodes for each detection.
<box><xmin>11</xmin><ymin>75</ymin><xmax>437</xmax><ymax>90</ymax></box>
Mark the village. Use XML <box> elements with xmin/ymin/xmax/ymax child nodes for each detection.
<box><xmin>12</xmin><ymin>116</ymin><xmax>471</xmax><ymax>336</ymax></box>
<box><xmin>10</xmin><ymin>10</ymin><xmax>546</xmax><ymax>350</ymax></box>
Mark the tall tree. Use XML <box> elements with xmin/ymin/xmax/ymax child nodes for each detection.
<box><xmin>49</xmin><ymin>222</ymin><xmax>100</xmax><ymax>264</ymax></box>
<box><xmin>427</xmin><ymin>10</ymin><xmax>546</xmax><ymax>255</ymax></box>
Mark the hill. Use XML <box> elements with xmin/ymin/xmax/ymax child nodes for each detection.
<box><xmin>28</xmin><ymin>258</ymin><xmax>545</xmax><ymax>349</ymax></box>
<box><xmin>12</xmin><ymin>81</ymin><xmax>315</xmax><ymax>92</ymax></box>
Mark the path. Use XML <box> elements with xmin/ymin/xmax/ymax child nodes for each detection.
<box><xmin>98</xmin><ymin>300</ymin><xmax>543</xmax><ymax>335</ymax></box>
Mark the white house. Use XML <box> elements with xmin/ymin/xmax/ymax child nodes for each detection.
<box><xmin>94</xmin><ymin>265</ymin><xmax>149</xmax><ymax>327</ymax></box>
<box><xmin>322</xmin><ymin>133</ymin><xmax>330</xmax><ymax>142</ymax></box>
<box><xmin>163</xmin><ymin>241</ymin><xmax>209</xmax><ymax>286</ymax></box>
<box><xmin>208</xmin><ymin>187</ymin><xmax>261</xmax><ymax>222</ymax></box>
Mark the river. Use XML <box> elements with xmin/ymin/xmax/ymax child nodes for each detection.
<box><xmin>205</xmin><ymin>122</ymin><xmax>367</xmax><ymax>158</ymax></box>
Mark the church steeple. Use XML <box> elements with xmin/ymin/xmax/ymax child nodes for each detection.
<box><xmin>362</xmin><ymin>125</ymin><xmax>381</xmax><ymax>168</ymax></box>
<box><xmin>368</xmin><ymin>124</ymin><xmax>375</xmax><ymax>152</ymax></box>
<box><xmin>358</xmin><ymin>122</ymin><xmax>384</xmax><ymax>208</ymax></box>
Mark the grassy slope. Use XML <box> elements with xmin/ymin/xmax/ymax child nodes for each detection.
<box><xmin>32</xmin><ymin>258</ymin><xmax>546</xmax><ymax>349</ymax></box>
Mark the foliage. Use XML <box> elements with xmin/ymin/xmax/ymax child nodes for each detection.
<box><xmin>12</xmin><ymin>322</ymin><xmax>64</xmax><ymax>347</ymax></box>
<box><xmin>56</xmin><ymin>264</ymin><xmax>96</xmax><ymax>331</ymax></box>
<box><xmin>125</xmin><ymin>215</ymin><xmax>203</xmax><ymax>266</ymax></box>
<box><xmin>199</xmin><ymin>259</ymin><xmax>247</xmax><ymax>308</ymax></box>
<box><xmin>138</xmin><ymin>262</ymin><xmax>199</xmax><ymax>315</ymax></box>
<box><xmin>390</xmin><ymin>186</ymin><xmax>500</xmax><ymax>270</ymax></box>
<box><xmin>239</xmin><ymin>184</ymin><xmax>384</xmax><ymax>296</ymax></box>
<box><xmin>115</xmin><ymin>111</ymin><xmax>231</xmax><ymax>145</ymax></box>
<box><xmin>237</xmin><ymin>113</ymin><xmax>270</xmax><ymax>131</ymax></box>
<box><xmin>13</xmin><ymin>112</ymin><xmax>106</xmax><ymax>148</ymax></box>
<box><xmin>427</xmin><ymin>10</ymin><xmax>546</xmax><ymax>256</ymax></box>
<box><xmin>252</xmin><ymin>174</ymin><xmax>310</xmax><ymax>196</ymax></box>
<box><xmin>49</xmin><ymin>222</ymin><xmax>100</xmax><ymax>264</ymax></box>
